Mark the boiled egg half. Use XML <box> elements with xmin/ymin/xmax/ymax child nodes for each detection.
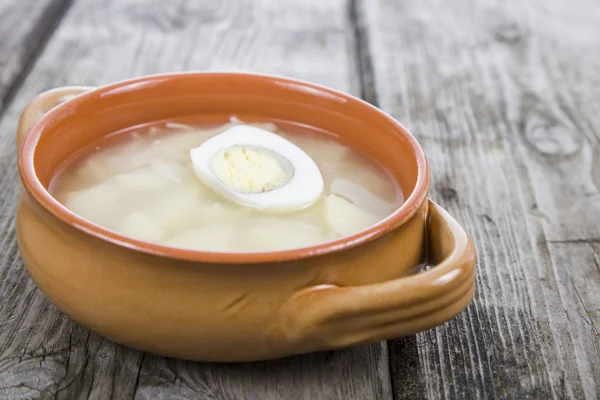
<box><xmin>190</xmin><ymin>125</ymin><xmax>324</xmax><ymax>213</ymax></box>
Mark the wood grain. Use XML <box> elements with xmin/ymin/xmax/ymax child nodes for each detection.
<box><xmin>3</xmin><ymin>0</ymin><xmax>598</xmax><ymax>398</ymax></box>
<box><xmin>0</xmin><ymin>0</ymin><xmax>392</xmax><ymax>399</ymax></box>
<box><xmin>361</xmin><ymin>0</ymin><xmax>600</xmax><ymax>398</ymax></box>
<box><xmin>0</xmin><ymin>0</ymin><xmax>72</xmax><ymax>113</ymax></box>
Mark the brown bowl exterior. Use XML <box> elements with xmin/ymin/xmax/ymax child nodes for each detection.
<box><xmin>15</xmin><ymin>74</ymin><xmax>476</xmax><ymax>362</ymax></box>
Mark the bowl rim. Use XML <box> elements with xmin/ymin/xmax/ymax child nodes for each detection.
<box><xmin>18</xmin><ymin>71</ymin><xmax>430</xmax><ymax>264</ymax></box>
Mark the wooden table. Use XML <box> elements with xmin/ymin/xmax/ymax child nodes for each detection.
<box><xmin>1</xmin><ymin>0</ymin><xmax>599</xmax><ymax>398</ymax></box>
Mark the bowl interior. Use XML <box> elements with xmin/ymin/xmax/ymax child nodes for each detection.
<box><xmin>19</xmin><ymin>72</ymin><xmax>428</xmax><ymax>263</ymax></box>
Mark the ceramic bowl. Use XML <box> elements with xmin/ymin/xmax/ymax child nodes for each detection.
<box><xmin>16</xmin><ymin>72</ymin><xmax>476</xmax><ymax>362</ymax></box>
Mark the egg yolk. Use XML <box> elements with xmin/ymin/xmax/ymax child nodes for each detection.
<box><xmin>209</xmin><ymin>145</ymin><xmax>294</xmax><ymax>194</ymax></box>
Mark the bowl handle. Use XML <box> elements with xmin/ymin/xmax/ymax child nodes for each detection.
<box><xmin>279</xmin><ymin>199</ymin><xmax>476</xmax><ymax>350</ymax></box>
<box><xmin>17</xmin><ymin>86</ymin><xmax>95</xmax><ymax>148</ymax></box>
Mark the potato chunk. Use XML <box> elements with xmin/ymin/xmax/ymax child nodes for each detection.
<box><xmin>64</xmin><ymin>183</ymin><xmax>119</xmax><ymax>225</ymax></box>
<box><xmin>138</xmin><ymin>183</ymin><xmax>203</xmax><ymax>233</ymax></box>
<box><xmin>324</xmin><ymin>194</ymin><xmax>379</xmax><ymax>237</ymax></box>
<box><xmin>235</xmin><ymin>218</ymin><xmax>330</xmax><ymax>251</ymax></box>
<box><xmin>117</xmin><ymin>211</ymin><xmax>165</xmax><ymax>242</ymax></box>
<box><xmin>113</xmin><ymin>162</ymin><xmax>190</xmax><ymax>192</ymax></box>
<box><xmin>166</xmin><ymin>223</ymin><xmax>234</xmax><ymax>251</ymax></box>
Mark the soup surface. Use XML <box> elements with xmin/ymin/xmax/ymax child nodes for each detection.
<box><xmin>51</xmin><ymin>119</ymin><xmax>402</xmax><ymax>252</ymax></box>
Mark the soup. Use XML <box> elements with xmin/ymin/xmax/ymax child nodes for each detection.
<box><xmin>50</xmin><ymin>119</ymin><xmax>402</xmax><ymax>252</ymax></box>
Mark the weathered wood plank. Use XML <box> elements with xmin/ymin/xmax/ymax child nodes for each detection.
<box><xmin>0</xmin><ymin>0</ymin><xmax>392</xmax><ymax>399</ymax></box>
<box><xmin>362</xmin><ymin>0</ymin><xmax>600</xmax><ymax>398</ymax></box>
<box><xmin>0</xmin><ymin>0</ymin><xmax>72</xmax><ymax>112</ymax></box>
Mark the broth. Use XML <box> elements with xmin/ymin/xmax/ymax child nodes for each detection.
<box><xmin>50</xmin><ymin>119</ymin><xmax>403</xmax><ymax>252</ymax></box>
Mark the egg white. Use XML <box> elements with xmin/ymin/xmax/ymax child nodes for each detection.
<box><xmin>190</xmin><ymin>125</ymin><xmax>324</xmax><ymax>213</ymax></box>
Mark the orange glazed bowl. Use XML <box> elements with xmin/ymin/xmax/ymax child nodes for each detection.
<box><xmin>15</xmin><ymin>72</ymin><xmax>476</xmax><ymax>362</ymax></box>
